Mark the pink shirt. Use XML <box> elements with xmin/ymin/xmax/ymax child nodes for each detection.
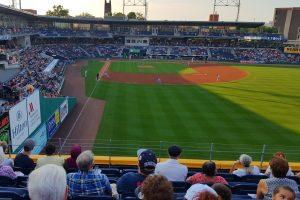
<box><xmin>187</xmin><ymin>173</ymin><xmax>228</xmax><ymax>185</ymax></box>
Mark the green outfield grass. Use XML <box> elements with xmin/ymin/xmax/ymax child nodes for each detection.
<box><xmin>109</xmin><ymin>61</ymin><xmax>188</xmax><ymax>74</ymax></box>
<box><xmin>84</xmin><ymin>60</ymin><xmax>300</xmax><ymax>161</ymax></box>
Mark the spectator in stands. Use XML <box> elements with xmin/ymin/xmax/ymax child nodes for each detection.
<box><xmin>64</xmin><ymin>145</ymin><xmax>81</xmax><ymax>172</ymax></box>
<box><xmin>67</xmin><ymin>150</ymin><xmax>111</xmax><ymax>198</ymax></box>
<box><xmin>265</xmin><ymin>152</ymin><xmax>294</xmax><ymax>178</ymax></box>
<box><xmin>0</xmin><ymin>146</ymin><xmax>17</xmax><ymax>180</ymax></box>
<box><xmin>272</xmin><ymin>186</ymin><xmax>296</xmax><ymax>200</ymax></box>
<box><xmin>229</xmin><ymin>154</ymin><xmax>260</xmax><ymax>177</ymax></box>
<box><xmin>35</xmin><ymin>144</ymin><xmax>64</xmax><ymax>169</ymax></box>
<box><xmin>0</xmin><ymin>141</ymin><xmax>13</xmax><ymax>167</ymax></box>
<box><xmin>139</xmin><ymin>175</ymin><xmax>173</xmax><ymax>200</ymax></box>
<box><xmin>155</xmin><ymin>145</ymin><xmax>188</xmax><ymax>181</ymax></box>
<box><xmin>185</xmin><ymin>184</ymin><xmax>218</xmax><ymax>200</ymax></box>
<box><xmin>256</xmin><ymin>157</ymin><xmax>299</xmax><ymax>200</ymax></box>
<box><xmin>117</xmin><ymin>149</ymin><xmax>157</xmax><ymax>196</ymax></box>
<box><xmin>212</xmin><ymin>183</ymin><xmax>232</xmax><ymax>200</ymax></box>
<box><xmin>28</xmin><ymin>164</ymin><xmax>67</xmax><ymax>200</ymax></box>
<box><xmin>14</xmin><ymin>139</ymin><xmax>35</xmax><ymax>174</ymax></box>
<box><xmin>187</xmin><ymin>161</ymin><xmax>228</xmax><ymax>185</ymax></box>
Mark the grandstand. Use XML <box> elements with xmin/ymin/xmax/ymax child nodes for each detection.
<box><xmin>1</xmin><ymin>2</ymin><xmax>300</xmax><ymax>200</ymax></box>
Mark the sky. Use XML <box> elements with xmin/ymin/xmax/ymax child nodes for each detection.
<box><xmin>0</xmin><ymin>0</ymin><xmax>299</xmax><ymax>22</ymax></box>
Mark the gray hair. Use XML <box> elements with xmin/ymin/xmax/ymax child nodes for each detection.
<box><xmin>76</xmin><ymin>150</ymin><xmax>94</xmax><ymax>172</ymax></box>
<box><xmin>28</xmin><ymin>164</ymin><xmax>66</xmax><ymax>200</ymax></box>
<box><xmin>239</xmin><ymin>154</ymin><xmax>252</xmax><ymax>167</ymax></box>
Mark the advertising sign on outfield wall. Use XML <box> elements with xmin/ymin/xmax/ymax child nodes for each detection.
<box><xmin>60</xmin><ymin>99</ymin><xmax>68</xmax><ymax>122</ymax></box>
<box><xmin>47</xmin><ymin>109</ymin><xmax>60</xmax><ymax>138</ymax></box>
<box><xmin>0</xmin><ymin>112</ymin><xmax>10</xmax><ymax>144</ymax></box>
<box><xmin>30</xmin><ymin>124</ymin><xmax>47</xmax><ymax>154</ymax></box>
<box><xmin>27</xmin><ymin>90</ymin><xmax>41</xmax><ymax>135</ymax></box>
<box><xmin>9</xmin><ymin>99</ymin><xmax>29</xmax><ymax>151</ymax></box>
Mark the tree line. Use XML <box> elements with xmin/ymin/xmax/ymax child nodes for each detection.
<box><xmin>46</xmin><ymin>5</ymin><xmax>145</xmax><ymax>20</ymax></box>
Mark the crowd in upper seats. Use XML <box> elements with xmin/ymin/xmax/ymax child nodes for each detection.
<box><xmin>0</xmin><ymin>140</ymin><xmax>300</xmax><ymax>200</ymax></box>
<box><xmin>1</xmin><ymin>46</ymin><xmax>66</xmax><ymax>100</ymax></box>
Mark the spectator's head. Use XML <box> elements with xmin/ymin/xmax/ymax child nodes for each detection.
<box><xmin>272</xmin><ymin>186</ymin><xmax>295</xmax><ymax>200</ymax></box>
<box><xmin>239</xmin><ymin>154</ymin><xmax>252</xmax><ymax>168</ymax></box>
<box><xmin>76</xmin><ymin>150</ymin><xmax>94</xmax><ymax>173</ymax></box>
<box><xmin>45</xmin><ymin>144</ymin><xmax>56</xmax><ymax>156</ymax></box>
<box><xmin>137</xmin><ymin>149</ymin><xmax>157</xmax><ymax>175</ymax></box>
<box><xmin>70</xmin><ymin>145</ymin><xmax>81</xmax><ymax>160</ymax></box>
<box><xmin>196</xmin><ymin>191</ymin><xmax>218</xmax><ymax>200</ymax></box>
<box><xmin>270</xmin><ymin>156</ymin><xmax>289</xmax><ymax>178</ymax></box>
<box><xmin>23</xmin><ymin>139</ymin><xmax>35</xmax><ymax>153</ymax></box>
<box><xmin>141</xmin><ymin>175</ymin><xmax>173</xmax><ymax>200</ymax></box>
<box><xmin>28</xmin><ymin>164</ymin><xmax>67</xmax><ymax>200</ymax></box>
<box><xmin>202</xmin><ymin>161</ymin><xmax>217</xmax><ymax>177</ymax></box>
<box><xmin>0</xmin><ymin>141</ymin><xmax>8</xmax><ymax>153</ymax></box>
<box><xmin>0</xmin><ymin>146</ymin><xmax>6</xmax><ymax>165</ymax></box>
<box><xmin>185</xmin><ymin>184</ymin><xmax>218</xmax><ymax>200</ymax></box>
<box><xmin>212</xmin><ymin>183</ymin><xmax>232</xmax><ymax>200</ymax></box>
<box><xmin>168</xmin><ymin>145</ymin><xmax>182</xmax><ymax>159</ymax></box>
<box><xmin>274</xmin><ymin>152</ymin><xmax>286</xmax><ymax>159</ymax></box>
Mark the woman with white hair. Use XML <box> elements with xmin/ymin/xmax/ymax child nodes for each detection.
<box><xmin>28</xmin><ymin>164</ymin><xmax>67</xmax><ymax>200</ymax></box>
<box><xmin>229</xmin><ymin>154</ymin><xmax>260</xmax><ymax>177</ymax></box>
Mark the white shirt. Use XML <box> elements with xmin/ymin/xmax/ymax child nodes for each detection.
<box><xmin>233</xmin><ymin>166</ymin><xmax>260</xmax><ymax>177</ymax></box>
<box><xmin>155</xmin><ymin>159</ymin><xmax>188</xmax><ymax>182</ymax></box>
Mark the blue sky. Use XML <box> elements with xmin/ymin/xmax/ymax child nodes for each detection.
<box><xmin>0</xmin><ymin>0</ymin><xmax>299</xmax><ymax>22</ymax></box>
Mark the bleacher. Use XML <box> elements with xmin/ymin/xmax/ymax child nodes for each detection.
<box><xmin>0</xmin><ymin>160</ymin><xmax>299</xmax><ymax>200</ymax></box>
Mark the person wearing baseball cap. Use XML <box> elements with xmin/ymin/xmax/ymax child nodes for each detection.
<box><xmin>14</xmin><ymin>138</ymin><xmax>36</xmax><ymax>175</ymax></box>
<box><xmin>117</xmin><ymin>149</ymin><xmax>157</xmax><ymax>197</ymax></box>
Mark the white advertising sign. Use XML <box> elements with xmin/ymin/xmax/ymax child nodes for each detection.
<box><xmin>9</xmin><ymin>99</ymin><xmax>29</xmax><ymax>151</ymax></box>
<box><xmin>27</xmin><ymin>91</ymin><xmax>41</xmax><ymax>134</ymax></box>
<box><xmin>60</xmin><ymin>99</ymin><xmax>68</xmax><ymax>122</ymax></box>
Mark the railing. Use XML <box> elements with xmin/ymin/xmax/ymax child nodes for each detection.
<box><xmin>8</xmin><ymin>138</ymin><xmax>300</xmax><ymax>163</ymax></box>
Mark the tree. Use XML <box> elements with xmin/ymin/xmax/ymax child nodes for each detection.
<box><xmin>76</xmin><ymin>12</ymin><xmax>95</xmax><ymax>18</ymax></box>
<box><xmin>46</xmin><ymin>5</ymin><xmax>69</xmax><ymax>17</ymax></box>
<box><xmin>112</xmin><ymin>12</ymin><xmax>125</xmax><ymax>17</ymax></box>
<box><xmin>136</xmin><ymin>12</ymin><xmax>145</xmax><ymax>20</ymax></box>
<box><xmin>127</xmin><ymin>12</ymin><xmax>137</xmax><ymax>19</ymax></box>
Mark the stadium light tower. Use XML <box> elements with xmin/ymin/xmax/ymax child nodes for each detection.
<box><xmin>213</xmin><ymin>0</ymin><xmax>241</xmax><ymax>21</ymax></box>
<box><xmin>123</xmin><ymin>0</ymin><xmax>148</xmax><ymax>20</ymax></box>
<box><xmin>11</xmin><ymin>0</ymin><xmax>21</xmax><ymax>9</ymax></box>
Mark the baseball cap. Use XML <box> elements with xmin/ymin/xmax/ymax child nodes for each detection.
<box><xmin>137</xmin><ymin>149</ymin><xmax>157</xmax><ymax>169</ymax></box>
<box><xmin>185</xmin><ymin>184</ymin><xmax>218</xmax><ymax>200</ymax></box>
<box><xmin>23</xmin><ymin>139</ymin><xmax>35</xmax><ymax>151</ymax></box>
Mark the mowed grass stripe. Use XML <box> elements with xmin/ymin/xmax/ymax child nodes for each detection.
<box><xmin>109</xmin><ymin>61</ymin><xmax>188</xmax><ymax>74</ymax></box>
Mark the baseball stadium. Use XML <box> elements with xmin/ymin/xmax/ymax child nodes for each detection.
<box><xmin>0</xmin><ymin>0</ymin><xmax>300</xmax><ymax>199</ymax></box>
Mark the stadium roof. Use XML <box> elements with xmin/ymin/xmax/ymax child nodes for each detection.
<box><xmin>0</xmin><ymin>3</ymin><xmax>264</xmax><ymax>28</ymax></box>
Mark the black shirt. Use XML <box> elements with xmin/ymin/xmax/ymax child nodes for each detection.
<box><xmin>14</xmin><ymin>153</ymin><xmax>35</xmax><ymax>175</ymax></box>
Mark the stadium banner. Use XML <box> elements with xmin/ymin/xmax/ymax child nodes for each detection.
<box><xmin>30</xmin><ymin>124</ymin><xmax>47</xmax><ymax>154</ymax></box>
<box><xmin>9</xmin><ymin>99</ymin><xmax>29</xmax><ymax>151</ymax></box>
<box><xmin>60</xmin><ymin>99</ymin><xmax>68</xmax><ymax>122</ymax></box>
<box><xmin>27</xmin><ymin>90</ymin><xmax>41</xmax><ymax>135</ymax></box>
<box><xmin>47</xmin><ymin>109</ymin><xmax>60</xmax><ymax>138</ymax></box>
<box><xmin>284</xmin><ymin>47</ymin><xmax>300</xmax><ymax>54</ymax></box>
<box><xmin>0</xmin><ymin>112</ymin><xmax>10</xmax><ymax>144</ymax></box>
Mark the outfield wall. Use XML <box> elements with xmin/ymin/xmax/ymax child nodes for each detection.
<box><xmin>0</xmin><ymin>91</ymin><xmax>77</xmax><ymax>154</ymax></box>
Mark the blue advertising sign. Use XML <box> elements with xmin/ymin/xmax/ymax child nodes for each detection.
<box><xmin>30</xmin><ymin>124</ymin><xmax>47</xmax><ymax>154</ymax></box>
<box><xmin>47</xmin><ymin>109</ymin><xmax>60</xmax><ymax>139</ymax></box>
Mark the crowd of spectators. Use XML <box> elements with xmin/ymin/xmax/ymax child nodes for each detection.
<box><xmin>0</xmin><ymin>27</ymin><xmax>36</xmax><ymax>36</ymax></box>
<box><xmin>1</xmin><ymin>140</ymin><xmax>300</xmax><ymax>200</ymax></box>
